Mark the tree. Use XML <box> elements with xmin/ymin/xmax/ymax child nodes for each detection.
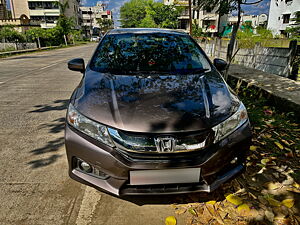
<box><xmin>25</xmin><ymin>27</ymin><xmax>46</xmax><ymax>48</ymax></box>
<box><xmin>120</xmin><ymin>0</ymin><xmax>148</xmax><ymax>28</ymax></box>
<box><xmin>120</xmin><ymin>0</ymin><xmax>182</xmax><ymax>29</ymax></box>
<box><xmin>139</xmin><ymin>13</ymin><xmax>157</xmax><ymax>28</ymax></box>
<box><xmin>54</xmin><ymin>0</ymin><xmax>73</xmax><ymax>45</ymax></box>
<box><xmin>96</xmin><ymin>18</ymin><xmax>114</xmax><ymax>34</ymax></box>
<box><xmin>196</xmin><ymin>0</ymin><xmax>264</xmax><ymax>65</ymax></box>
<box><xmin>192</xmin><ymin>19</ymin><xmax>203</xmax><ymax>37</ymax></box>
<box><xmin>0</xmin><ymin>25</ymin><xmax>25</xmax><ymax>44</ymax></box>
<box><xmin>54</xmin><ymin>0</ymin><xmax>69</xmax><ymax>17</ymax></box>
<box><xmin>148</xmin><ymin>3</ymin><xmax>182</xmax><ymax>29</ymax></box>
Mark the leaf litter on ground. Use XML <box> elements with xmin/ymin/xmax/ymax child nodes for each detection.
<box><xmin>171</xmin><ymin>91</ymin><xmax>300</xmax><ymax>224</ymax></box>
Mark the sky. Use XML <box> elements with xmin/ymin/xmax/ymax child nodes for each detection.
<box><xmin>240</xmin><ymin>0</ymin><xmax>271</xmax><ymax>16</ymax></box>
<box><xmin>82</xmin><ymin>0</ymin><xmax>271</xmax><ymax>27</ymax></box>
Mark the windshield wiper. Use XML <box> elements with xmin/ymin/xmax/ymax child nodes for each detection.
<box><xmin>185</xmin><ymin>68</ymin><xmax>209</xmax><ymax>74</ymax></box>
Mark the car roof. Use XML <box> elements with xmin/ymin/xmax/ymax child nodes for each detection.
<box><xmin>107</xmin><ymin>28</ymin><xmax>188</xmax><ymax>36</ymax></box>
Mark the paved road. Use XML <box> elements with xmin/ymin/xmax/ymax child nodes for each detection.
<box><xmin>0</xmin><ymin>44</ymin><xmax>187</xmax><ymax>225</ymax></box>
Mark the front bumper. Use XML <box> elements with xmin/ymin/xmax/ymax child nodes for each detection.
<box><xmin>65</xmin><ymin>121</ymin><xmax>251</xmax><ymax>196</ymax></box>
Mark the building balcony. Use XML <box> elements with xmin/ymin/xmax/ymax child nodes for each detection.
<box><xmin>29</xmin><ymin>9</ymin><xmax>60</xmax><ymax>16</ymax></box>
<box><xmin>40</xmin><ymin>22</ymin><xmax>57</xmax><ymax>29</ymax></box>
<box><xmin>178</xmin><ymin>15</ymin><xmax>189</xmax><ymax>19</ymax></box>
<box><xmin>204</xmin><ymin>27</ymin><xmax>218</xmax><ymax>33</ymax></box>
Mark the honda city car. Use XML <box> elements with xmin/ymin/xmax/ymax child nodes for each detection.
<box><xmin>65</xmin><ymin>28</ymin><xmax>251</xmax><ymax>196</ymax></box>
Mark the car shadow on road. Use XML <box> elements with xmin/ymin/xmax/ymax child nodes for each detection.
<box><xmin>27</xmin><ymin>99</ymin><xmax>69</xmax><ymax>169</ymax></box>
<box><xmin>29</xmin><ymin>99</ymin><xmax>69</xmax><ymax>113</ymax></box>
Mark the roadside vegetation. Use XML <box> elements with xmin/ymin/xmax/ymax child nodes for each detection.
<box><xmin>120</xmin><ymin>0</ymin><xmax>183</xmax><ymax>29</ymax></box>
<box><xmin>167</xmin><ymin>83</ymin><xmax>300</xmax><ymax>225</ymax></box>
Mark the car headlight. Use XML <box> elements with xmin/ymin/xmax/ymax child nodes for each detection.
<box><xmin>212</xmin><ymin>102</ymin><xmax>248</xmax><ymax>143</ymax></box>
<box><xmin>67</xmin><ymin>103</ymin><xmax>115</xmax><ymax>147</ymax></box>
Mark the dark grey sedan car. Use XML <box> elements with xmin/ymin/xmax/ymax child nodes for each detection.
<box><xmin>65</xmin><ymin>28</ymin><xmax>251</xmax><ymax>196</ymax></box>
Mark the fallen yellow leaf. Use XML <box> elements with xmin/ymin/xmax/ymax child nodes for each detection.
<box><xmin>261</xmin><ymin>158</ymin><xmax>270</xmax><ymax>165</ymax></box>
<box><xmin>281</xmin><ymin>199</ymin><xmax>294</xmax><ymax>208</ymax></box>
<box><xmin>274</xmin><ymin>142</ymin><xmax>284</xmax><ymax>150</ymax></box>
<box><xmin>206</xmin><ymin>200</ymin><xmax>216</xmax><ymax>205</ymax></box>
<box><xmin>280</xmin><ymin>139</ymin><xmax>290</xmax><ymax>146</ymax></box>
<box><xmin>188</xmin><ymin>207</ymin><xmax>197</xmax><ymax>216</ymax></box>
<box><xmin>165</xmin><ymin>216</ymin><xmax>176</xmax><ymax>225</ymax></box>
<box><xmin>237</xmin><ymin>203</ymin><xmax>250</xmax><ymax>212</ymax></box>
<box><xmin>225</xmin><ymin>194</ymin><xmax>243</xmax><ymax>206</ymax></box>
<box><xmin>293</xmin><ymin>183</ymin><xmax>300</xmax><ymax>189</ymax></box>
<box><xmin>250</xmin><ymin>145</ymin><xmax>258</xmax><ymax>151</ymax></box>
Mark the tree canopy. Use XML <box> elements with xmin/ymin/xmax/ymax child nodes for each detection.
<box><xmin>96</xmin><ymin>18</ymin><xmax>114</xmax><ymax>33</ymax></box>
<box><xmin>0</xmin><ymin>25</ymin><xmax>25</xmax><ymax>43</ymax></box>
<box><xmin>120</xmin><ymin>0</ymin><xmax>182</xmax><ymax>29</ymax></box>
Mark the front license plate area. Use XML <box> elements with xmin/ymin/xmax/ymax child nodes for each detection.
<box><xmin>130</xmin><ymin>168</ymin><xmax>201</xmax><ymax>185</ymax></box>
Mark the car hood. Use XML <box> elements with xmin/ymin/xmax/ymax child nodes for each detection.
<box><xmin>72</xmin><ymin>69</ymin><xmax>238</xmax><ymax>133</ymax></box>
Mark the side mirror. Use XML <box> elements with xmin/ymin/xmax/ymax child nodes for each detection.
<box><xmin>213</xmin><ymin>58</ymin><xmax>227</xmax><ymax>72</ymax></box>
<box><xmin>68</xmin><ymin>58</ymin><xmax>85</xmax><ymax>73</ymax></box>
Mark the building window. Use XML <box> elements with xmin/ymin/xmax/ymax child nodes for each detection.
<box><xmin>102</xmin><ymin>15</ymin><xmax>108</xmax><ymax>18</ymax></box>
<box><xmin>28</xmin><ymin>2</ymin><xmax>58</xmax><ymax>10</ymax></box>
<box><xmin>282</xmin><ymin>14</ymin><xmax>290</xmax><ymax>23</ymax></box>
<box><xmin>30</xmin><ymin>15</ymin><xmax>58</xmax><ymax>23</ymax></box>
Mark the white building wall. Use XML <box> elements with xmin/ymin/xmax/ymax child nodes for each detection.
<box><xmin>80</xmin><ymin>3</ymin><xmax>112</xmax><ymax>29</ymax></box>
<box><xmin>267</xmin><ymin>0</ymin><xmax>300</xmax><ymax>35</ymax></box>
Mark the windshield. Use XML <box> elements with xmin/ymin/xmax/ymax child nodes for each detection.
<box><xmin>90</xmin><ymin>32</ymin><xmax>211</xmax><ymax>75</ymax></box>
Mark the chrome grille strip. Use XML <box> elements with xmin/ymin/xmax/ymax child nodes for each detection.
<box><xmin>108</xmin><ymin>128</ymin><xmax>212</xmax><ymax>154</ymax></box>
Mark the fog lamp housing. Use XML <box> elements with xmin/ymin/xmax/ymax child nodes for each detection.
<box><xmin>75</xmin><ymin>158</ymin><xmax>109</xmax><ymax>180</ymax></box>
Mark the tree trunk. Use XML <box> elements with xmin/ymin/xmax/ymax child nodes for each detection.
<box><xmin>37</xmin><ymin>37</ymin><xmax>41</xmax><ymax>49</ymax></box>
<box><xmin>64</xmin><ymin>34</ymin><xmax>68</xmax><ymax>46</ymax></box>
<box><xmin>226</xmin><ymin>1</ymin><xmax>241</xmax><ymax>63</ymax></box>
<box><xmin>224</xmin><ymin>0</ymin><xmax>241</xmax><ymax>81</ymax></box>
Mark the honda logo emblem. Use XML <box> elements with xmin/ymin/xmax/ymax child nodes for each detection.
<box><xmin>154</xmin><ymin>137</ymin><xmax>176</xmax><ymax>153</ymax></box>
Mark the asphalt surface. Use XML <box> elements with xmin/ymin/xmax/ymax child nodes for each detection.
<box><xmin>0</xmin><ymin>44</ymin><xmax>187</xmax><ymax>225</ymax></box>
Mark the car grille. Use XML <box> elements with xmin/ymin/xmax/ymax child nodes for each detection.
<box><xmin>108</xmin><ymin>127</ymin><xmax>214</xmax><ymax>154</ymax></box>
<box><xmin>120</xmin><ymin>181</ymin><xmax>209</xmax><ymax>195</ymax></box>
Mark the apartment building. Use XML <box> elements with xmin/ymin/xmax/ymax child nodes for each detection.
<box><xmin>267</xmin><ymin>0</ymin><xmax>300</xmax><ymax>36</ymax></box>
<box><xmin>194</xmin><ymin>7</ymin><xmax>227</xmax><ymax>35</ymax></box>
<box><xmin>228</xmin><ymin>14</ymin><xmax>268</xmax><ymax>28</ymax></box>
<box><xmin>0</xmin><ymin>0</ymin><xmax>7</xmax><ymax>19</ymax></box>
<box><xmin>163</xmin><ymin>0</ymin><xmax>227</xmax><ymax>35</ymax></box>
<box><xmin>164</xmin><ymin>0</ymin><xmax>190</xmax><ymax>30</ymax></box>
<box><xmin>80</xmin><ymin>2</ymin><xmax>112</xmax><ymax>37</ymax></box>
<box><xmin>9</xmin><ymin>0</ymin><xmax>80</xmax><ymax>29</ymax></box>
